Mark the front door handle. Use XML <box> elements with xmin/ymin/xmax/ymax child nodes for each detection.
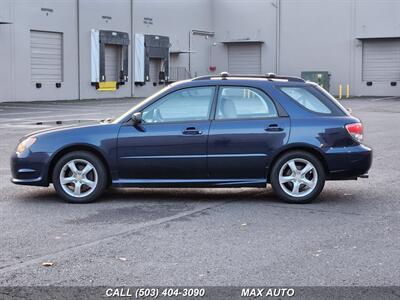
<box><xmin>182</xmin><ymin>127</ymin><xmax>203</xmax><ymax>135</ymax></box>
<box><xmin>265</xmin><ymin>124</ymin><xmax>284</xmax><ymax>132</ymax></box>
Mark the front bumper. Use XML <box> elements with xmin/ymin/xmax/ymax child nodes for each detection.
<box><xmin>325</xmin><ymin>144</ymin><xmax>372</xmax><ymax>180</ymax></box>
<box><xmin>10</xmin><ymin>151</ymin><xmax>50</xmax><ymax>186</ymax></box>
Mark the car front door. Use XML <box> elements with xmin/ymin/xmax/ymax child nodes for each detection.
<box><xmin>117</xmin><ymin>86</ymin><xmax>215</xmax><ymax>182</ymax></box>
<box><xmin>208</xmin><ymin>86</ymin><xmax>290</xmax><ymax>181</ymax></box>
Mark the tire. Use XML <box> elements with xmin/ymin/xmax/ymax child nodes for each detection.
<box><xmin>270</xmin><ymin>151</ymin><xmax>325</xmax><ymax>204</ymax></box>
<box><xmin>52</xmin><ymin>151</ymin><xmax>107</xmax><ymax>203</ymax></box>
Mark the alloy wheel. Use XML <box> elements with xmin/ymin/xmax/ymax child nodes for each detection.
<box><xmin>59</xmin><ymin>159</ymin><xmax>98</xmax><ymax>198</ymax></box>
<box><xmin>278</xmin><ymin>158</ymin><xmax>318</xmax><ymax>198</ymax></box>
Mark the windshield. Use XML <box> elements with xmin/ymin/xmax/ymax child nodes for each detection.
<box><xmin>112</xmin><ymin>85</ymin><xmax>173</xmax><ymax>124</ymax></box>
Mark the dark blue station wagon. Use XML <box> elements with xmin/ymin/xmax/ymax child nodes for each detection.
<box><xmin>11</xmin><ymin>73</ymin><xmax>372</xmax><ymax>204</ymax></box>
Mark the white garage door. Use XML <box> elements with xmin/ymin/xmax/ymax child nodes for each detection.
<box><xmin>228</xmin><ymin>43</ymin><xmax>261</xmax><ymax>74</ymax></box>
<box><xmin>30</xmin><ymin>30</ymin><xmax>63</xmax><ymax>82</ymax></box>
<box><xmin>362</xmin><ymin>39</ymin><xmax>400</xmax><ymax>81</ymax></box>
<box><xmin>105</xmin><ymin>44</ymin><xmax>121</xmax><ymax>82</ymax></box>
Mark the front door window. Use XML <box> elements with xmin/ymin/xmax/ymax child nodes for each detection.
<box><xmin>142</xmin><ymin>86</ymin><xmax>215</xmax><ymax>123</ymax></box>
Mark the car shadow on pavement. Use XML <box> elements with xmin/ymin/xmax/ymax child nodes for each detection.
<box><xmin>18</xmin><ymin>186</ymin><xmax>355</xmax><ymax>206</ymax></box>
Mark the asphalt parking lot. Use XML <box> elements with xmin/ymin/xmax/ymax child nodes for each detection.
<box><xmin>0</xmin><ymin>97</ymin><xmax>399</xmax><ymax>286</ymax></box>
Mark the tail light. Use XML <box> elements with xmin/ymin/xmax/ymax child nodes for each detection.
<box><xmin>345</xmin><ymin>122</ymin><xmax>363</xmax><ymax>143</ymax></box>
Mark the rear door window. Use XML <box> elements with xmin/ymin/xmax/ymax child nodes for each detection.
<box><xmin>216</xmin><ymin>86</ymin><xmax>278</xmax><ymax>120</ymax></box>
<box><xmin>280</xmin><ymin>86</ymin><xmax>332</xmax><ymax>114</ymax></box>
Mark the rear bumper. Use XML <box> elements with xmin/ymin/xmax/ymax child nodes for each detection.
<box><xmin>10</xmin><ymin>152</ymin><xmax>49</xmax><ymax>186</ymax></box>
<box><xmin>325</xmin><ymin>144</ymin><xmax>372</xmax><ymax>180</ymax></box>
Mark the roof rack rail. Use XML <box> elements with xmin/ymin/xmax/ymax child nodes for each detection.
<box><xmin>191</xmin><ymin>75</ymin><xmax>214</xmax><ymax>81</ymax></box>
<box><xmin>192</xmin><ymin>72</ymin><xmax>305</xmax><ymax>82</ymax></box>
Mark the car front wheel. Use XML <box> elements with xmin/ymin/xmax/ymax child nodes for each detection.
<box><xmin>270</xmin><ymin>151</ymin><xmax>325</xmax><ymax>204</ymax></box>
<box><xmin>52</xmin><ymin>151</ymin><xmax>107</xmax><ymax>203</ymax></box>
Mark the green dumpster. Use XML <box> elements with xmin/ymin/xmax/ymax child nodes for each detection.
<box><xmin>301</xmin><ymin>71</ymin><xmax>330</xmax><ymax>92</ymax></box>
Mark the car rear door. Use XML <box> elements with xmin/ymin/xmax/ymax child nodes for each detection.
<box><xmin>207</xmin><ymin>86</ymin><xmax>290</xmax><ymax>180</ymax></box>
<box><xmin>117</xmin><ymin>86</ymin><xmax>215</xmax><ymax>181</ymax></box>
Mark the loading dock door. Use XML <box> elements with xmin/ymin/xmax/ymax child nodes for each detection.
<box><xmin>149</xmin><ymin>58</ymin><xmax>161</xmax><ymax>83</ymax></box>
<box><xmin>362</xmin><ymin>39</ymin><xmax>400</xmax><ymax>82</ymax></box>
<box><xmin>228</xmin><ymin>43</ymin><xmax>261</xmax><ymax>74</ymax></box>
<box><xmin>30</xmin><ymin>30</ymin><xmax>63</xmax><ymax>82</ymax></box>
<box><xmin>104</xmin><ymin>44</ymin><xmax>121</xmax><ymax>82</ymax></box>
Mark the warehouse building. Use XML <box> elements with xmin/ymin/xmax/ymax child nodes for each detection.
<box><xmin>0</xmin><ymin>0</ymin><xmax>399</xmax><ymax>102</ymax></box>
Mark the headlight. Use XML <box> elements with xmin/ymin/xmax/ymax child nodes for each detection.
<box><xmin>16</xmin><ymin>136</ymin><xmax>37</xmax><ymax>155</ymax></box>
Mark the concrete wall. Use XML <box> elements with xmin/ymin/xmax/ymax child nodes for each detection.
<box><xmin>78</xmin><ymin>0</ymin><xmax>132</xmax><ymax>100</ymax></box>
<box><xmin>0</xmin><ymin>0</ymin><xmax>14</xmax><ymax>102</ymax></box>
<box><xmin>132</xmin><ymin>0</ymin><xmax>212</xmax><ymax>97</ymax></box>
<box><xmin>279</xmin><ymin>0</ymin><xmax>353</xmax><ymax>96</ymax></box>
<box><xmin>279</xmin><ymin>0</ymin><xmax>400</xmax><ymax>96</ymax></box>
<box><xmin>353</xmin><ymin>0</ymin><xmax>400</xmax><ymax>96</ymax></box>
<box><xmin>211</xmin><ymin>0</ymin><xmax>400</xmax><ymax>97</ymax></box>
<box><xmin>212</xmin><ymin>0</ymin><xmax>278</xmax><ymax>75</ymax></box>
<box><xmin>12</xmin><ymin>0</ymin><xmax>79</xmax><ymax>102</ymax></box>
<box><xmin>1</xmin><ymin>0</ymin><xmax>400</xmax><ymax>102</ymax></box>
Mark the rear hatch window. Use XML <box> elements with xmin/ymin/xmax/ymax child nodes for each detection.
<box><xmin>279</xmin><ymin>85</ymin><xmax>347</xmax><ymax>116</ymax></box>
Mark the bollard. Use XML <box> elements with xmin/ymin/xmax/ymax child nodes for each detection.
<box><xmin>339</xmin><ymin>84</ymin><xmax>342</xmax><ymax>99</ymax></box>
<box><xmin>346</xmin><ymin>84</ymin><xmax>350</xmax><ymax>98</ymax></box>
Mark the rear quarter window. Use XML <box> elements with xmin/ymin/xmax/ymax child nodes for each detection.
<box><xmin>280</xmin><ymin>86</ymin><xmax>332</xmax><ymax>114</ymax></box>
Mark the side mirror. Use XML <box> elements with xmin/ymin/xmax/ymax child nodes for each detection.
<box><xmin>132</xmin><ymin>112</ymin><xmax>142</xmax><ymax>125</ymax></box>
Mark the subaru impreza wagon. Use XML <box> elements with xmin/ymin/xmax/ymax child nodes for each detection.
<box><xmin>11</xmin><ymin>72</ymin><xmax>372</xmax><ymax>204</ymax></box>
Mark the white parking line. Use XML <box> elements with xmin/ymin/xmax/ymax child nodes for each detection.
<box><xmin>0</xmin><ymin>124</ymin><xmax>53</xmax><ymax>129</ymax></box>
<box><xmin>0</xmin><ymin>106</ymin><xmax>130</xmax><ymax>115</ymax></box>
<box><xmin>1</xmin><ymin>102</ymin><xmax>135</xmax><ymax>108</ymax></box>
<box><xmin>23</xmin><ymin>112</ymin><xmax>103</xmax><ymax>120</ymax></box>
<box><xmin>0</xmin><ymin>113</ymin><xmax>104</xmax><ymax>124</ymax></box>
<box><xmin>0</xmin><ymin>105</ymin><xmax>83</xmax><ymax>111</ymax></box>
<box><xmin>371</xmin><ymin>96</ymin><xmax>400</xmax><ymax>102</ymax></box>
<box><xmin>0</xmin><ymin>110</ymin><xmax>53</xmax><ymax>116</ymax></box>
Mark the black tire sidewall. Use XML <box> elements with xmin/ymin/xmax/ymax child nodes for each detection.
<box><xmin>270</xmin><ymin>151</ymin><xmax>325</xmax><ymax>204</ymax></box>
<box><xmin>52</xmin><ymin>151</ymin><xmax>107</xmax><ymax>203</ymax></box>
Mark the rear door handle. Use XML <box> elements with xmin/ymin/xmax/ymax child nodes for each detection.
<box><xmin>182</xmin><ymin>127</ymin><xmax>203</xmax><ymax>135</ymax></box>
<box><xmin>265</xmin><ymin>124</ymin><xmax>284</xmax><ymax>132</ymax></box>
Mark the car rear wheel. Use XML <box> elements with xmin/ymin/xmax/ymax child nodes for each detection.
<box><xmin>270</xmin><ymin>151</ymin><xmax>325</xmax><ymax>204</ymax></box>
<box><xmin>52</xmin><ymin>151</ymin><xmax>107</xmax><ymax>203</ymax></box>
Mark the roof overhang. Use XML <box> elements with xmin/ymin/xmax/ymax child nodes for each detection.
<box><xmin>221</xmin><ymin>39</ymin><xmax>264</xmax><ymax>44</ymax></box>
<box><xmin>356</xmin><ymin>35</ymin><xmax>400</xmax><ymax>40</ymax></box>
<box><xmin>191</xmin><ymin>30</ymin><xmax>215</xmax><ymax>37</ymax></box>
<box><xmin>169</xmin><ymin>50</ymin><xmax>197</xmax><ymax>55</ymax></box>
<box><xmin>0</xmin><ymin>15</ymin><xmax>12</xmax><ymax>24</ymax></box>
